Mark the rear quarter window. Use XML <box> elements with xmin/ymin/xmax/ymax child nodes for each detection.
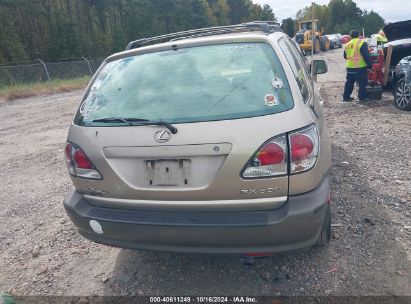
<box><xmin>278</xmin><ymin>38</ymin><xmax>311</xmax><ymax>103</ymax></box>
<box><xmin>75</xmin><ymin>42</ymin><xmax>294</xmax><ymax>126</ymax></box>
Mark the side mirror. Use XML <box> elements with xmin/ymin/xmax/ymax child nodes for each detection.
<box><xmin>313</xmin><ymin>59</ymin><xmax>328</xmax><ymax>75</ymax></box>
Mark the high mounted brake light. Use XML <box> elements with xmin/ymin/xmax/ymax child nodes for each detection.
<box><xmin>65</xmin><ymin>143</ymin><xmax>102</xmax><ymax>180</ymax></box>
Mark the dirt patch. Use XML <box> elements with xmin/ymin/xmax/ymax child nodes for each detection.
<box><xmin>0</xmin><ymin>49</ymin><xmax>409</xmax><ymax>297</ymax></box>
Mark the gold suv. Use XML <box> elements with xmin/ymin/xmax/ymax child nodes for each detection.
<box><xmin>64</xmin><ymin>23</ymin><xmax>332</xmax><ymax>254</ymax></box>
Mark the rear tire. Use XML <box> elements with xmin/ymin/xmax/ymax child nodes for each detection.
<box><xmin>320</xmin><ymin>37</ymin><xmax>330</xmax><ymax>52</ymax></box>
<box><xmin>316</xmin><ymin>204</ymin><xmax>331</xmax><ymax>246</ymax></box>
<box><xmin>394</xmin><ymin>78</ymin><xmax>411</xmax><ymax>111</ymax></box>
<box><xmin>313</xmin><ymin>38</ymin><xmax>321</xmax><ymax>54</ymax></box>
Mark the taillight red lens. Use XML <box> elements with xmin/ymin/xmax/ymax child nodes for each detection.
<box><xmin>257</xmin><ymin>143</ymin><xmax>285</xmax><ymax>165</ymax></box>
<box><xmin>290</xmin><ymin>134</ymin><xmax>314</xmax><ymax>161</ymax></box>
<box><xmin>73</xmin><ymin>149</ymin><xmax>93</xmax><ymax>169</ymax></box>
<box><xmin>65</xmin><ymin>142</ymin><xmax>102</xmax><ymax>179</ymax></box>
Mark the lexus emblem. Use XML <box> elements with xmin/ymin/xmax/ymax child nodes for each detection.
<box><xmin>154</xmin><ymin>130</ymin><xmax>171</xmax><ymax>143</ymax></box>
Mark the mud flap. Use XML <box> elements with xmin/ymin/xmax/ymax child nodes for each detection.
<box><xmin>316</xmin><ymin>204</ymin><xmax>331</xmax><ymax>246</ymax></box>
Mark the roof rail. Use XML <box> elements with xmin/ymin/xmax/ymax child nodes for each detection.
<box><xmin>125</xmin><ymin>22</ymin><xmax>279</xmax><ymax>50</ymax></box>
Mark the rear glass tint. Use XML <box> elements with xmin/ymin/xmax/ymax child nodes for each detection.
<box><xmin>75</xmin><ymin>42</ymin><xmax>294</xmax><ymax>126</ymax></box>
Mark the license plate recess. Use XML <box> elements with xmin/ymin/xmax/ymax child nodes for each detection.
<box><xmin>146</xmin><ymin>159</ymin><xmax>190</xmax><ymax>186</ymax></box>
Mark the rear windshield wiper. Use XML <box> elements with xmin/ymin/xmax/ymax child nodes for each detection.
<box><xmin>92</xmin><ymin>117</ymin><xmax>178</xmax><ymax>134</ymax></box>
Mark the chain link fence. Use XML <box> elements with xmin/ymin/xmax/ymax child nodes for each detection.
<box><xmin>0</xmin><ymin>58</ymin><xmax>104</xmax><ymax>87</ymax></box>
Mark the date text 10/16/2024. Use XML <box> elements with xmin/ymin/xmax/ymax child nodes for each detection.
<box><xmin>150</xmin><ymin>297</ymin><xmax>258</xmax><ymax>303</ymax></box>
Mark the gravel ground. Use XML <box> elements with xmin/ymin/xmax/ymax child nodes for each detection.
<box><xmin>0</xmin><ymin>49</ymin><xmax>410</xmax><ymax>297</ymax></box>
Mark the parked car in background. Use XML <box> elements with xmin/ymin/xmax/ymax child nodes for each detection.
<box><xmin>393</xmin><ymin>55</ymin><xmax>411</xmax><ymax>111</ymax></box>
<box><xmin>63</xmin><ymin>22</ymin><xmax>332</xmax><ymax>256</ymax></box>
<box><xmin>325</xmin><ymin>34</ymin><xmax>342</xmax><ymax>49</ymax></box>
<box><xmin>340</xmin><ymin>35</ymin><xmax>351</xmax><ymax>44</ymax></box>
<box><xmin>382</xmin><ymin>20</ymin><xmax>411</xmax><ymax>86</ymax></box>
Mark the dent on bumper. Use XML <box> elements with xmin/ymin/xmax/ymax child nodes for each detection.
<box><xmin>63</xmin><ymin>175</ymin><xmax>330</xmax><ymax>254</ymax></box>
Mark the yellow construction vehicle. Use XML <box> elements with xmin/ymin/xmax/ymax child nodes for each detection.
<box><xmin>295</xmin><ymin>20</ymin><xmax>330</xmax><ymax>54</ymax></box>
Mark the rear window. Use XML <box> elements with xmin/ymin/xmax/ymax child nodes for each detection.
<box><xmin>75</xmin><ymin>42</ymin><xmax>294</xmax><ymax>126</ymax></box>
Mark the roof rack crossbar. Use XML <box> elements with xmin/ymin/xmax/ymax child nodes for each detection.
<box><xmin>168</xmin><ymin>28</ymin><xmax>241</xmax><ymax>42</ymax></box>
<box><xmin>125</xmin><ymin>22</ymin><xmax>275</xmax><ymax>50</ymax></box>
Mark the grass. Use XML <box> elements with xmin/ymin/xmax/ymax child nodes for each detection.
<box><xmin>0</xmin><ymin>76</ymin><xmax>91</xmax><ymax>102</ymax></box>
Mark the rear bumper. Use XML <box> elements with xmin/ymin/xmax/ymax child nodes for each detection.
<box><xmin>64</xmin><ymin>175</ymin><xmax>331</xmax><ymax>254</ymax></box>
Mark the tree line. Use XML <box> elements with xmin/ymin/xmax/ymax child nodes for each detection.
<box><xmin>0</xmin><ymin>0</ymin><xmax>386</xmax><ymax>65</ymax></box>
<box><xmin>281</xmin><ymin>0</ymin><xmax>385</xmax><ymax>38</ymax></box>
<box><xmin>0</xmin><ymin>0</ymin><xmax>276</xmax><ymax>64</ymax></box>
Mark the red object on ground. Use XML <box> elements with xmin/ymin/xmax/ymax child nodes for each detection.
<box><xmin>368</xmin><ymin>47</ymin><xmax>385</xmax><ymax>85</ymax></box>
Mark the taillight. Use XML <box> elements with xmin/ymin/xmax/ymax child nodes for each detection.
<box><xmin>65</xmin><ymin>143</ymin><xmax>102</xmax><ymax>179</ymax></box>
<box><xmin>288</xmin><ymin>124</ymin><xmax>319</xmax><ymax>174</ymax></box>
<box><xmin>242</xmin><ymin>135</ymin><xmax>288</xmax><ymax>178</ymax></box>
<box><xmin>241</xmin><ymin>124</ymin><xmax>319</xmax><ymax>179</ymax></box>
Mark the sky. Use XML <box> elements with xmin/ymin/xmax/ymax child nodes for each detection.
<box><xmin>253</xmin><ymin>0</ymin><xmax>411</xmax><ymax>23</ymax></box>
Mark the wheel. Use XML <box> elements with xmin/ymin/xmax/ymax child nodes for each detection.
<box><xmin>329</xmin><ymin>41</ymin><xmax>335</xmax><ymax>49</ymax></box>
<box><xmin>313</xmin><ymin>38</ymin><xmax>321</xmax><ymax>54</ymax></box>
<box><xmin>394</xmin><ymin>78</ymin><xmax>411</xmax><ymax>111</ymax></box>
<box><xmin>320</xmin><ymin>37</ymin><xmax>330</xmax><ymax>52</ymax></box>
<box><xmin>316</xmin><ymin>204</ymin><xmax>331</xmax><ymax>246</ymax></box>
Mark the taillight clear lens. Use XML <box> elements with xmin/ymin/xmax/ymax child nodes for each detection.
<box><xmin>64</xmin><ymin>143</ymin><xmax>102</xmax><ymax>179</ymax></box>
<box><xmin>288</xmin><ymin>124</ymin><xmax>319</xmax><ymax>174</ymax></box>
<box><xmin>242</xmin><ymin>135</ymin><xmax>287</xmax><ymax>178</ymax></box>
<box><xmin>65</xmin><ymin>143</ymin><xmax>75</xmax><ymax>176</ymax></box>
<box><xmin>65</xmin><ymin>143</ymin><xmax>72</xmax><ymax>163</ymax></box>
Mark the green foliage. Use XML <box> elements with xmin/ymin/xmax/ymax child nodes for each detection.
<box><xmin>261</xmin><ymin>4</ymin><xmax>277</xmax><ymax>22</ymax></box>
<box><xmin>296</xmin><ymin>0</ymin><xmax>385</xmax><ymax>36</ymax></box>
<box><xmin>362</xmin><ymin>10</ymin><xmax>385</xmax><ymax>36</ymax></box>
<box><xmin>227</xmin><ymin>0</ymin><xmax>252</xmax><ymax>24</ymax></box>
<box><xmin>0</xmin><ymin>20</ymin><xmax>28</xmax><ymax>64</ymax></box>
<box><xmin>281</xmin><ymin>18</ymin><xmax>295</xmax><ymax>37</ymax></box>
<box><xmin>0</xmin><ymin>0</ymin><xmax>278</xmax><ymax>63</ymax></box>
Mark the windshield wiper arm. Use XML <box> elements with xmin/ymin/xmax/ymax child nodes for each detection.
<box><xmin>92</xmin><ymin>117</ymin><xmax>178</xmax><ymax>134</ymax></box>
<box><xmin>134</xmin><ymin>120</ymin><xmax>178</xmax><ymax>134</ymax></box>
<box><xmin>92</xmin><ymin>117</ymin><xmax>149</xmax><ymax>125</ymax></box>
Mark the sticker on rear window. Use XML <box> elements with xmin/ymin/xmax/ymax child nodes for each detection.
<box><xmin>271</xmin><ymin>77</ymin><xmax>284</xmax><ymax>89</ymax></box>
<box><xmin>264</xmin><ymin>94</ymin><xmax>279</xmax><ymax>106</ymax></box>
<box><xmin>226</xmin><ymin>44</ymin><xmax>257</xmax><ymax>52</ymax></box>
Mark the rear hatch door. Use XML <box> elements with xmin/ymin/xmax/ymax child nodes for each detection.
<box><xmin>69</xmin><ymin>39</ymin><xmax>308</xmax><ymax>211</ymax></box>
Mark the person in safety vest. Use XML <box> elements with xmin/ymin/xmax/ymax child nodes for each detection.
<box><xmin>342</xmin><ymin>29</ymin><xmax>373</xmax><ymax>102</ymax></box>
<box><xmin>375</xmin><ymin>29</ymin><xmax>388</xmax><ymax>45</ymax></box>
